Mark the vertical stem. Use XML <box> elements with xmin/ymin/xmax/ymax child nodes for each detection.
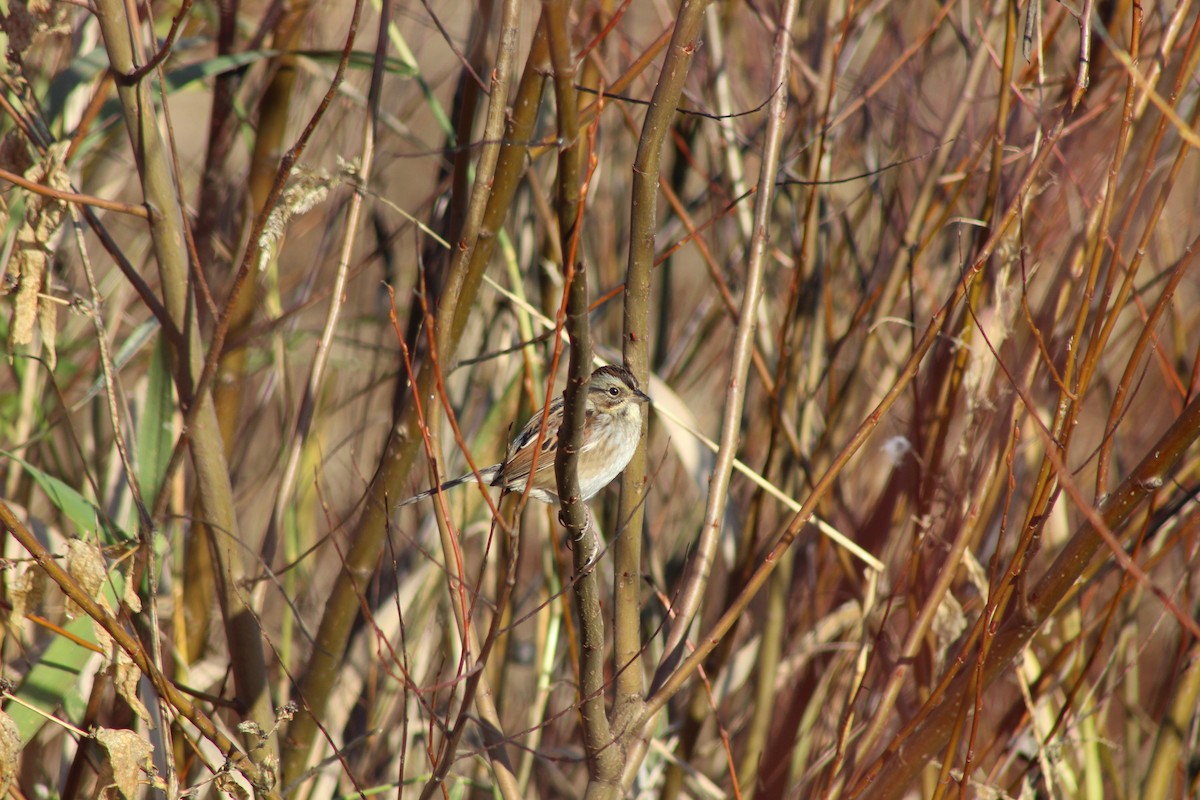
<box><xmin>617</xmin><ymin>0</ymin><xmax>711</xmax><ymax>785</ymax></box>
<box><xmin>545</xmin><ymin>2</ymin><xmax>621</xmax><ymax>793</ymax></box>
<box><xmin>281</xmin><ymin>6</ymin><xmax>538</xmax><ymax>787</ymax></box>
<box><xmin>849</xmin><ymin>392</ymin><xmax>1200</xmax><ymax>799</ymax></box>
<box><xmin>654</xmin><ymin>0</ymin><xmax>797</xmax><ymax>680</ymax></box>
<box><xmin>90</xmin><ymin>2</ymin><xmax>280</xmax><ymax>789</ymax></box>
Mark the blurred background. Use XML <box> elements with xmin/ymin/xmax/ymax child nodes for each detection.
<box><xmin>3</xmin><ymin>0</ymin><xmax>1200</xmax><ymax>797</ymax></box>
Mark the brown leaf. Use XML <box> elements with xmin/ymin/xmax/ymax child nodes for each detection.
<box><xmin>64</xmin><ymin>539</ymin><xmax>105</xmax><ymax>620</ymax></box>
<box><xmin>6</xmin><ymin>562</ymin><xmax>47</xmax><ymax>637</ymax></box>
<box><xmin>9</xmin><ymin>245</ymin><xmax>42</xmax><ymax>347</ymax></box>
<box><xmin>122</xmin><ymin>560</ymin><xmax>142</xmax><ymax>614</ymax></box>
<box><xmin>109</xmin><ymin>647</ymin><xmax>151</xmax><ymax>723</ymax></box>
<box><xmin>0</xmin><ymin>710</ymin><xmax>19</xmax><ymax>798</ymax></box>
<box><xmin>94</xmin><ymin>727</ymin><xmax>153</xmax><ymax>800</ymax></box>
<box><xmin>23</xmin><ymin>142</ymin><xmax>70</xmax><ymax>240</ymax></box>
<box><xmin>9</xmin><ymin>144</ymin><xmax>69</xmax><ymax>356</ymax></box>
<box><xmin>215</xmin><ymin>771</ymin><xmax>251</xmax><ymax>800</ymax></box>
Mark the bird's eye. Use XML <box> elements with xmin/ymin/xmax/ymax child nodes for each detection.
<box><xmin>609</xmin><ymin>386</ymin><xmax>620</xmax><ymax>397</ymax></box>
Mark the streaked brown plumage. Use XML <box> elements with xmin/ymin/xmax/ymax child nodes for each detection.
<box><xmin>398</xmin><ymin>365</ymin><xmax>649</xmax><ymax>507</ymax></box>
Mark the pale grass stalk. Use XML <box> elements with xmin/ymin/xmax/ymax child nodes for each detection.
<box><xmin>281</xmin><ymin>1</ymin><xmax>527</xmax><ymax>785</ymax></box>
<box><xmin>1097</xmin><ymin>25</ymin><xmax>1200</xmax><ymax>149</ymax></box>
<box><xmin>71</xmin><ymin>211</ymin><xmax>179</xmax><ymax>792</ymax></box>
<box><xmin>654</xmin><ymin>405</ymin><xmax>880</xmax><ymax>570</ymax></box>
<box><xmin>1119</xmin><ymin>627</ymin><xmax>1141</xmax><ymax>800</ymax></box>
<box><xmin>415</xmin><ymin>2</ymin><xmax>526</xmax><ymax>796</ymax></box>
<box><xmin>0</xmin><ymin>691</ymin><xmax>89</xmax><ymax>738</ymax></box>
<box><xmin>358</xmin><ymin>190</ymin><xmax>451</xmax><ymax>248</ymax></box>
<box><xmin>1079</xmin><ymin>699</ymin><xmax>1104</xmax><ymax>798</ymax></box>
<box><xmin>0</xmin><ymin>503</ymin><xmax>261</xmax><ymax>785</ymax></box>
<box><xmin>481</xmin><ymin>272</ymin><xmax>881</xmax><ymax>569</ymax></box>
<box><xmin>702</xmin><ymin>7</ymin><xmax>752</xmax><ymax>239</ymax></box>
<box><xmin>1143</xmin><ymin>642</ymin><xmax>1200</xmax><ymax>798</ymax></box>
<box><xmin>823</xmin><ymin>570</ymin><xmax>877</xmax><ymax>799</ymax></box>
<box><xmin>91</xmin><ymin>0</ymin><xmax>283</xmax><ymax>788</ymax></box>
<box><xmin>656</xmin><ymin>0</ymin><xmax>799</xmax><ymax>671</ymax></box>
<box><xmin>1058</xmin><ymin>607</ymin><xmax>1107</xmax><ymax>798</ymax></box>
<box><xmin>398</xmin><ymin>324</ymin><xmax>513</xmax><ymax>800</ymax></box>
<box><xmin>791</xmin><ymin>655</ymin><xmax>841</xmax><ymax>791</ymax></box>
<box><xmin>1017</xmin><ymin>650</ymin><xmax>1064</xmax><ymax>798</ymax></box>
<box><xmin>616</xmin><ymin>0</ymin><xmax>712</xmax><ymax>785</ymax></box>
<box><xmin>702</xmin><ymin>6</ymin><xmax>780</xmax><ymax>373</ymax></box>
<box><xmin>826</xmin><ymin>0</ymin><xmax>957</xmax><ymax>132</ymax></box>
<box><xmin>1015</xmin><ymin>8</ymin><xmax>1138</xmax><ymax>544</ymax></box>
<box><xmin>267</xmin><ymin>112</ymin><xmax>376</xmax><ymax>566</ymax></box>
<box><xmin>736</xmin><ymin>544</ymin><xmax>789</xmax><ymax>792</ymax></box>
<box><xmin>646</xmin><ymin>737</ymin><xmax>727</xmax><ymax>799</ymax></box>
<box><xmin>855</xmin><ymin>395</ymin><xmax>1200</xmax><ymax>798</ymax></box>
<box><xmin>854</xmin><ymin>313</ymin><xmax>1012</xmax><ymax>761</ymax></box>
<box><xmin>641</xmin><ymin>29</ymin><xmax>1077</xmax><ymax>742</ymax></box>
<box><xmin>70</xmin><ymin>214</ymin><xmax>146</xmax><ymax>526</ymax></box>
<box><xmin>3</xmin><ymin>335</ymin><xmax>41</xmax><ymax>498</ymax></box>
<box><xmin>1128</xmin><ymin>0</ymin><xmax>1192</xmax><ymax>120</ymax></box>
<box><xmin>515</xmin><ymin>542</ymin><xmax>565</xmax><ymax>794</ymax></box>
<box><xmin>225</xmin><ymin>0</ymin><xmax>319</xmax><ymax>579</ymax></box>
<box><xmin>794</xmin><ymin>0</ymin><xmax>830</xmax><ymax>473</ymax></box>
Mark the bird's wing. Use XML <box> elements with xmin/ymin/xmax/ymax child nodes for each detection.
<box><xmin>495</xmin><ymin>407</ymin><xmax>558</xmax><ymax>487</ymax></box>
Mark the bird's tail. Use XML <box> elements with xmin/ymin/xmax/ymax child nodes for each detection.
<box><xmin>395</xmin><ymin>467</ymin><xmax>497</xmax><ymax>507</ymax></box>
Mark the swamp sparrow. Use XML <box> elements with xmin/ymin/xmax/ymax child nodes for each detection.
<box><xmin>398</xmin><ymin>365</ymin><xmax>650</xmax><ymax>507</ymax></box>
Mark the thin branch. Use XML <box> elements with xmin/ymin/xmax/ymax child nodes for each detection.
<box><xmin>654</xmin><ymin>0</ymin><xmax>797</xmax><ymax>692</ymax></box>
<box><xmin>0</xmin><ymin>500</ymin><xmax>265</xmax><ymax>787</ymax></box>
<box><xmin>0</xmin><ymin>167</ymin><xmax>149</xmax><ymax>218</ymax></box>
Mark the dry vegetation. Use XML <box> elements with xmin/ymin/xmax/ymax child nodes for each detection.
<box><xmin>3</xmin><ymin>0</ymin><xmax>1200</xmax><ymax>797</ymax></box>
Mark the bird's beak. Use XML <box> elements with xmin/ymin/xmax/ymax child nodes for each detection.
<box><xmin>635</xmin><ymin>388</ymin><xmax>650</xmax><ymax>405</ymax></box>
